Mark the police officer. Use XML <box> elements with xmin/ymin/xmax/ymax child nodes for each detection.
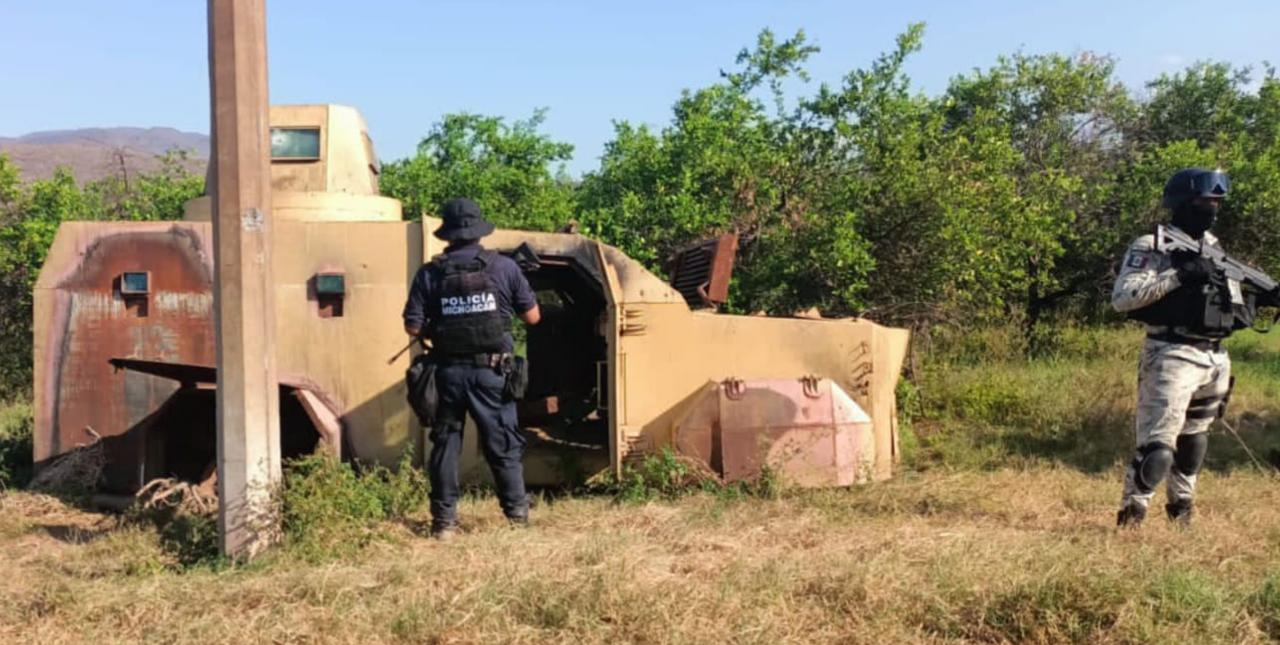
<box><xmin>1111</xmin><ymin>168</ymin><xmax>1243</xmax><ymax>528</ymax></box>
<box><xmin>402</xmin><ymin>198</ymin><xmax>541</xmax><ymax>540</ymax></box>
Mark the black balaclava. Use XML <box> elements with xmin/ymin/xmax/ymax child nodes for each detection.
<box><xmin>1171</xmin><ymin>199</ymin><xmax>1219</xmax><ymax>239</ymax></box>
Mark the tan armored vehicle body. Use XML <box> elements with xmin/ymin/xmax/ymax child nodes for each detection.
<box><xmin>33</xmin><ymin>105</ymin><xmax>910</xmax><ymax>492</ymax></box>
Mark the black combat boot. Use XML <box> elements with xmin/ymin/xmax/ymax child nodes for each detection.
<box><xmin>430</xmin><ymin>518</ymin><xmax>459</xmax><ymax>541</ymax></box>
<box><xmin>505</xmin><ymin>505</ymin><xmax>529</xmax><ymax>527</ymax></box>
<box><xmin>1165</xmin><ymin>498</ymin><xmax>1194</xmax><ymax>528</ymax></box>
<box><xmin>1117</xmin><ymin>501</ymin><xmax>1147</xmax><ymax>528</ymax></box>
<box><xmin>502</xmin><ymin>493</ymin><xmax>533</xmax><ymax>527</ymax></box>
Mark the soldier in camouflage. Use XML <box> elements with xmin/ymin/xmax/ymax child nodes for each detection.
<box><xmin>1111</xmin><ymin>168</ymin><xmax>1239</xmax><ymax>528</ymax></box>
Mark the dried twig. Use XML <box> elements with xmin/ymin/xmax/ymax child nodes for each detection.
<box><xmin>136</xmin><ymin>477</ymin><xmax>216</xmax><ymax>515</ymax></box>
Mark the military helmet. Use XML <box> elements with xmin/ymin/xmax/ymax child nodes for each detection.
<box><xmin>1162</xmin><ymin>168</ymin><xmax>1230</xmax><ymax>210</ymax></box>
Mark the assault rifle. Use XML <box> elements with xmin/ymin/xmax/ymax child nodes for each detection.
<box><xmin>1153</xmin><ymin>224</ymin><xmax>1280</xmax><ymax>306</ymax></box>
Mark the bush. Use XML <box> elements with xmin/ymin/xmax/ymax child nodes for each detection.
<box><xmin>123</xmin><ymin>484</ymin><xmax>224</xmax><ymax>569</ymax></box>
<box><xmin>118</xmin><ymin>452</ymin><xmax>429</xmax><ymax>567</ymax></box>
<box><xmin>280</xmin><ymin>452</ymin><xmax>429</xmax><ymax>560</ymax></box>
<box><xmin>0</xmin><ymin>401</ymin><xmax>32</xmax><ymax>489</ymax></box>
<box><xmin>604</xmin><ymin>448</ymin><xmax>705</xmax><ymax>503</ymax></box>
<box><xmin>925</xmin><ymin>325</ymin><xmax>1030</xmax><ymax>365</ymax></box>
<box><xmin>599</xmin><ymin>447</ymin><xmax>781</xmax><ymax>503</ymax></box>
<box><xmin>156</xmin><ymin>512</ymin><xmax>221</xmax><ymax>569</ymax></box>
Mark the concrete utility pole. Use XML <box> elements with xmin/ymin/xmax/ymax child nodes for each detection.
<box><xmin>207</xmin><ymin>0</ymin><xmax>281</xmax><ymax>559</ymax></box>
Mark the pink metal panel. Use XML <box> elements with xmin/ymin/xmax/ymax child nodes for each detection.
<box><xmin>672</xmin><ymin>377</ymin><xmax>873</xmax><ymax>487</ymax></box>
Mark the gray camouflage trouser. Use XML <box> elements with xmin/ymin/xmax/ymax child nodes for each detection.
<box><xmin>1120</xmin><ymin>339</ymin><xmax>1231</xmax><ymax>508</ymax></box>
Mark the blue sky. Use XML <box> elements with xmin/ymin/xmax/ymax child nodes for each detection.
<box><xmin>1</xmin><ymin>1</ymin><xmax>1277</xmax><ymax>176</ymax></box>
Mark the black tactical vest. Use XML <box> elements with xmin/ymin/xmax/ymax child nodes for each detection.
<box><xmin>1129</xmin><ymin>280</ymin><xmax>1252</xmax><ymax>337</ymax></box>
<box><xmin>1128</xmin><ymin>240</ymin><xmax>1259</xmax><ymax>337</ymax></box>
<box><xmin>426</xmin><ymin>250</ymin><xmax>508</xmax><ymax>354</ymax></box>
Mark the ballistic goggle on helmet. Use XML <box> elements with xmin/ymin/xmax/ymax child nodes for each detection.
<box><xmin>1162</xmin><ymin>167</ymin><xmax>1231</xmax><ymax>209</ymax></box>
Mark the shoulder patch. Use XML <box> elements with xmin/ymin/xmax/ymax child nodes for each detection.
<box><xmin>1125</xmin><ymin>252</ymin><xmax>1150</xmax><ymax>269</ymax></box>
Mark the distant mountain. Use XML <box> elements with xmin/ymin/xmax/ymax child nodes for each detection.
<box><xmin>0</xmin><ymin>127</ymin><xmax>209</xmax><ymax>183</ymax></box>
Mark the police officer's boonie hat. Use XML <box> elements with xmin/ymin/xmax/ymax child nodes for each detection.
<box><xmin>433</xmin><ymin>198</ymin><xmax>496</xmax><ymax>241</ymax></box>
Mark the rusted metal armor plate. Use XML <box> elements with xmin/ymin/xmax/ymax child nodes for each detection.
<box><xmin>38</xmin><ymin>225</ymin><xmax>216</xmax><ymax>490</ymax></box>
<box><xmin>673</xmin><ymin>378</ymin><xmax>874</xmax><ymax>487</ymax></box>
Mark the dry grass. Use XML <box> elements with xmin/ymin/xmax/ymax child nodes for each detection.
<box><xmin>4</xmin><ymin>467</ymin><xmax>1280</xmax><ymax>644</ymax></box>
<box><xmin>6</xmin><ymin>325</ymin><xmax>1280</xmax><ymax>643</ymax></box>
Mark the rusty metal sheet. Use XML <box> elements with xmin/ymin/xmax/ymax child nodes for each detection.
<box><xmin>39</xmin><ymin>225</ymin><xmax>217</xmax><ymax>479</ymax></box>
<box><xmin>667</xmin><ymin>233</ymin><xmax>738</xmax><ymax>308</ymax></box>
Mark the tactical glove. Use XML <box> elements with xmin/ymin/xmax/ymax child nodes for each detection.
<box><xmin>1260</xmin><ymin>287</ymin><xmax>1280</xmax><ymax>309</ymax></box>
<box><xmin>1172</xmin><ymin>251</ymin><xmax>1216</xmax><ymax>286</ymax></box>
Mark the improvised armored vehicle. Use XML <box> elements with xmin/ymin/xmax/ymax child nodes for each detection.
<box><xmin>33</xmin><ymin>104</ymin><xmax>909</xmax><ymax>493</ymax></box>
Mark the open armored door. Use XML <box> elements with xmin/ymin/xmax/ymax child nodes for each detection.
<box><xmin>93</xmin><ymin>358</ymin><xmax>343</xmax><ymax>494</ymax></box>
<box><xmin>593</xmin><ymin>244</ymin><xmax>628</xmax><ymax>477</ymax></box>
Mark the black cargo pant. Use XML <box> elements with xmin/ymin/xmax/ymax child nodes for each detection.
<box><xmin>428</xmin><ymin>362</ymin><xmax>528</xmax><ymax>524</ymax></box>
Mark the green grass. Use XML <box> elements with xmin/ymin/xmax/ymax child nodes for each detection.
<box><xmin>907</xmin><ymin>323</ymin><xmax>1280</xmax><ymax>475</ymax></box>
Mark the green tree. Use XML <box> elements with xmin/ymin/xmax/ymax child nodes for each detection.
<box><xmin>574</xmin><ymin>24</ymin><xmax>1280</xmax><ymax>343</ymax></box>
<box><xmin>799</xmin><ymin>23</ymin><xmax>953</xmax><ymax>321</ymax></box>
<box><xmin>0</xmin><ymin>152</ymin><xmax>202</xmax><ymax>398</ymax></box>
<box><xmin>1143</xmin><ymin>62</ymin><xmax>1254</xmax><ymax>148</ymax></box>
<box><xmin>379</xmin><ymin>111</ymin><xmax>576</xmax><ymax>231</ymax></box>
<box><xmin>578</xmin><ymin>29</ymin><xmax>877</xmax><ymax>315</ymax></box>
<box><xmin>91</xmin><ymin>149</ymin><xmax>206</xmax><ymax>222</ymax></box>
<box><xmin>1</xmin><ymin>168</ymin><xmax>99</xmax><ymax>291</ymax></box>
<box><xmin>0</xmin><ymin>154</ymin><xmax>32</xmax><ymax>397</ymax></box>
<box><xmin>936</xmin><ymin>51</ymin><xmax>1139</xmax><ymax>331</ymax></box>
<box><xmin>1137</xmin><ymin>64</ymin><xmax>1280</xmax><ymax>272</ymax></box>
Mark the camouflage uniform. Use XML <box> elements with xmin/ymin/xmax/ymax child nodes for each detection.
<box><xmin>1112</xmin><ymin>227</ymin><xmax>1240</xmax><ymax>512</ymax></box>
